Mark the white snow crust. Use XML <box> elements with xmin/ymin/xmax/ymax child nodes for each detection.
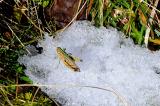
<box><xmin>19</xmin><ymin>21</ymin><xmax>160</xmax><ymax>106</ymax></box>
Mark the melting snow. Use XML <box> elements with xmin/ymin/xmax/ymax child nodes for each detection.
<box><xmin>19</xmin><ymin>21</ymin><xmax>160</xmax><ymax>106</ymax></box>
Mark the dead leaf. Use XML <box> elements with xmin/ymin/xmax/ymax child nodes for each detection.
<box><xmin>3</xmin><ymin>32</ymin><xmax>12</xmax><ymax>40</ymax></box>
<box><xmin>45</xmin><ymin>0</ymin><xmax>88</xmax><ymax>28</ymax></box>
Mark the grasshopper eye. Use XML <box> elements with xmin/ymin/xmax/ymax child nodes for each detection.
<box><xmin>68</xmin><ymin>55</ymin><xmax>75</xmax><ymax>61</ymax></box>
<box><xmin>62</xmin><ymin>48</ymin><xmax>66</xmax><ymax>51</ymax></box>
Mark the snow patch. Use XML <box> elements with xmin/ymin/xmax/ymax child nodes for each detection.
<box><xmin>19</xmin><ymin>21</ymin><xmax>160</xmax><ymax>106</ymax></box>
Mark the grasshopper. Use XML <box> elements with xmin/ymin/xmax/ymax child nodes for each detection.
<box><xmin>56</xmin><ymin>47</ymin><xmax>82</xmax><ymax>72</ymax></box>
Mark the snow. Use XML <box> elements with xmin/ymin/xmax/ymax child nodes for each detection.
<box><xmin>19</xmin><ymin>21</ymin><xmax>160</xmax><ymax>106</ymax></box>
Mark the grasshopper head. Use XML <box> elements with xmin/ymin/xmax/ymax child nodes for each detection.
<box><xmin>73</xmin><ymin>67</ymin><xmax>80</xmax><ymax>72</ymax></box>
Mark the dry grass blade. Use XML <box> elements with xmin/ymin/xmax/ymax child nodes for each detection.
<box><xmin>15</xmin><ymin>73</ymin><xmax>18</xmax><ymax>99</ymax></box>
<box><xmin>99</xmin><ymin>0</ymin><xmax>104</xmax><ymax>26</ymax></box>
<box><xmin>31</xmin><ymin>87</ymin><xmax>40</xmax><ymax>104</ymax></box>
<box><xmin>86</xmin><ymin>0</ymin><xmax>94</xmax><ymax>18</ymax></box>
<box><xmin>22</xmin><ymin>13</ymin><xmax>44</xmax><ymax>35</ymax></box>
<box><xmin>149</xmin><ymin>38</ymin><xmax>160</xmax><ymax>45</ymax></box>
<box><xmin>144</xmin><ymin>0</ymin><xmax>159</xmax><ymax>47</ymax></box>
<box><xmin>32</xmin><ymin>2</ymin><xmax>43</xmax><ymax>38</ymax></box>
<box><xmin>5</xmin><ymin>22</ymin><xmax>31</xmax><ymax>55</ymax></box>
<box><xmin>83</xmin><ymin>85</ymin><xmax>131</xmax><ymax>106</ymax></box>
<box><xmin>141</xmin><ymin>0</ymin><xmax>160</xmax><ymax>13</ymax></box>
<box><xmin>1</xmin><ymin>84</ymin><xmax>131</xmax><ymax>106</ymax></box>
<box><xmin>0</xmin><ymin>87</ymin><xmax>13</xmax><ymax>106</ymax></box>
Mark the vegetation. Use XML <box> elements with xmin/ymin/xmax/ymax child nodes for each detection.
<box><xmin>0</xmin><ymin>0</ymin><xmax>159</xmax><ymax>105</ymax></box>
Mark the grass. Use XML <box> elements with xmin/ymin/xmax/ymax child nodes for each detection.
<box><xmin>0</xmin><ymin>0</ymin><xmax>57</xmax><ymax>105</ymax></box>
<box><xmin>0</xmin><ymin>86</ymin><xmax>55</xmax><ymax>106</ymax></box>
<box><xmin>0</xmin><ymin>0</ymin><xmax>160</xmax><ymax>105</ymax></box>
<box><xmin>91</xmin><ymin>0</ymin><xmax>160</xmax><ymax>45</ymax></box>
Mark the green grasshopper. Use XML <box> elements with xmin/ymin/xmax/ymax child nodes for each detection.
<box><xmin>56</xmin><ymin>47</ymin><xmax>82</xmax><ymax>72</ymax></box>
